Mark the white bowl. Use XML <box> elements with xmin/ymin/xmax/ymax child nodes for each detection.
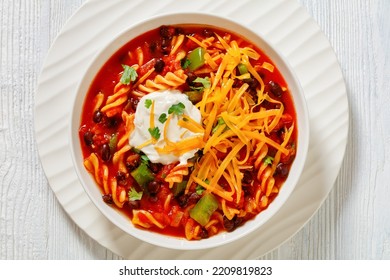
<box><xmin>69</xmin><ymin>12</ymin><xmax>309</xmax><ymax>250</ymax></box>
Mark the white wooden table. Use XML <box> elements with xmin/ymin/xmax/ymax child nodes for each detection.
<box><xmin>1</xmin><ymin>0</ymin><xmax>389</xmax><ymax>259</ymax></box>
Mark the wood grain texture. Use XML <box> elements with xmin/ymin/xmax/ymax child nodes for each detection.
<box><xmin>261</xmin><ymin>0</ymin><xmax>390</xmax><ymax>260</ymax></box>
<box><xmin>0</xmin><ymin>0</ymin><xmax>389</xmax><ymax>259</ymax></box>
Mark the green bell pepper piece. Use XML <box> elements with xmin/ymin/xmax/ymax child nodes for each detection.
<box><xmin>130</xmin><ymin>163</ymin><xmax>155</xmax><ymax>188</ymax></box>
<box><xmin>189</xmin><ymin>192</ymin><xmax>218</xmax><ymax>226</ymax></box>
<box><xmin>108</xmin><ymin>133</ymin><xmax>118</xmax><ymax>153</ymax></box>
<box><xmin>172</xmin><ymin>181</ymin><xmax>187</xmax><ymax>197</ymax></box>
<box><xmin>187</xmin><ymin>47</ymin><xmax>206</xmax><ymax>71</ymax></box>
<box><xmin>237</xmin><ymin>63</ymin><xmax>248</xmax><ymax>75</ymax></box>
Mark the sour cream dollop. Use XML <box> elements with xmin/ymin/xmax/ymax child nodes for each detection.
<box><xmin>129</xmin><ymin>90</ymin><xmax>203</xmax><ymax>165</ymax></box>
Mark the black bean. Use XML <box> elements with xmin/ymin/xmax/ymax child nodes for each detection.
<box><xmin>269</xmin><ymin>81</ymin><xmax>283</xmax><ymax>97</ymax></box>
<box><xmin>125</xmin><ymin>156</ymin><xmax>140</xmax><ymax>171</ymax></box>
<box><xmin>275</xmin><ymin>163</ymin><xmax>289</xmax><ymax>177</ymax></box>
<box><xmin>243</xmin><ymin>185</ymin><xmax>254</xmax><ymax>196</ymax></box>
<box><xmin>162</xmin><ymin>38</ymin><xmax>170</xmax><ymax>48</ymax></box>
<box><xmin>149</xmin><ymin>162</ymin><xmax>162</xmax><ymax>174</ymax></box>
<box><xmin>186</xmin><ymin>72</ymin><xmax>203</xmax><ymax>88</ymax></box>
<box><xmin>149</xmin><ymin>41</ymin><xmax>157</xmax><ymax>53</ymax></box>
<box><xmin>159</xmin><ymin>26</ymin><xmax>170</xmax><ymax>38</ymax></box>
<box><xmin>147</xmin><ymin>181</ymin><xmax>161</xmax><ymax>195</ymax></box>
<box><xmin>223</xmin><ymin>216</ymin><xmax>243</xmax><ymax>232</ymax></box>
<box><xmin>260</xmin><ymin>100</ymin><xmax>273</xmax><ymax>110</ymax></box>
<box><xmin>93</xmin><ymin>110</ymin><xmax>103</xmax><ymax>123</ymax></box>
<box><xmin>244</xmin><ymin>78</ymin><xmax>259</xmax><ymax>103</ymax></box>
<box><xmin>116</xmin><ymin>171</ymin><xmax>127</xmax><ymax>185</ymax></box>
<box><xmin>128</xmin><ymin>97</ymin><xmax>139</xmax><ymax>112</ymax></box>
<box><xmin>199</xmin><ymin>228</ymin><xmax>209</xmax><ymax>239</ymax></box>
<box><xmin>223</xmin><ymin>216</ymin><xmax>236</xmax><ymax>232</ymax></box>
<box><xmin>276</xmin><ymin>128</ymin><xmax>285</xmax><ymax>141</ymax></box>
<box><xmin>83</xmin><ymin>131</ymin><xmax>94</xmax><ymax>146</ymax></box>
<box><xmin>159</xmin><ymin>25</ymin><xmax>174</xmax><ymax>39</ymax></box>
<box><xmin>242</xmin><ymin>170</ymin><xmax>253</xmax><ymax>185</ymax></box>
<box><xmin>127</xmin><ymin>200</ymin><xmax>140</xmax><ymax>209</ymax></box>
<box><xmin>202</xmin><ymin>29</ymin><xmax>214</xmax><ymax>38</ymax></box>
<box><xmin>178</xmin><ymin>192</ymin><xmax>199</xmax><ymax>206</ymax></box>
<box><xmin>154</xmin><ymin>59</ymin><xmax>165</xmax><ymax>73</ymax></box>
<box><xmin>189</xmin><ymin>192</ymin><xmax>201</xmax><ymax>204</ymax></box>
<box><xmin>102</xmin><ymin>194</ymin><xmax>113</xmax><ymax>204</ymax></box>
<box><xmin>125</xmin><ymin>162</ymin><xmax>136</xmax><ymax>171</ymax></box>
<box><xmin>105</xmin><ymin>117</ymin><xmax>119</xmax><ymax>129</ymax></box>
<box><xmin>234</xmin><ymin>217</ymin><xmax>243</xmax><ymax>228</ymax></box>
<box><xmin>178</xmin><ymin>194</ymin><xmax>189</xmax><ymax>208</ymax></box>
<box><xmin>101</xmin><ymin>143</ymin><xmax>111</xmax><ymax>161</ymax></box>
<box><xmin>186</xmin><ymin>72</ymin><xmax>198</xmax><ymax>85</ymax></box>
<box><xmin>161</xmin><ymin>38</ymin><xmax>170</xmax><ymax>54</ymax></box>
<box><xmin>175</xmin><ymin>27</ymin><xmax>184</xmax><ymax>35</ymax></box>
<box><xmin>233</xmin><ymin>79</ymin><xmax>244</xmax><ymax>88</ymax></box>
<box><xmin>247</xmin><ymin>78</ymin><xmax>259</xmax><ymax>91</ymax></box>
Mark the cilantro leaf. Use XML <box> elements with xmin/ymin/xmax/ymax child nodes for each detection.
<box><xmin>192</xmin><ymin>77</ymin><xmax>211</xmax><ymax>89</ymax></box>
<box><xmin>144</xmin><ymin>99</ymin><xmax>152</xmax><ymax>109</ymax></box>
<box><xmin>189</xmin><ymin>77</ymin><xmax>211</xmax><ymax>91</ymax></box>
<box><xmin>158</xmin><ymin>113</ymin><xmax>167</xmax><ymax>124</ymax></box>
<box><xmin>168</xmin><ymin>102</ymin><xmax>185</xmax><ymax>116</ymax></box>
<box><xmin>264</xmin><ymin>156</ymin><xmax>274</xmax><ymax>166</ymax></box>
<box><xmin>181</xmin><ymin>58</ymin><xmax>191</xmax><ymax>69</ymax></box>
<box><xmin>148</xmin><ymin>127</ymin><xmax>161</xmax><ymax>140</ymax></box>
<box><xmin>128</xmin><ymin>188</ymin><xmax>143</xmax><ymax>201</ymax></box>
<box><xmin>120</xmin><ymin>65</ymin><xmax>138</xmax><ymax>85</ymax></box>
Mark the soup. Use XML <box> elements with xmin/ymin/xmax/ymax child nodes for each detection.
<box><xmin>79</xmin><ymin>24</ymin><xmax>297</xmax><ymax>240</ymax></box>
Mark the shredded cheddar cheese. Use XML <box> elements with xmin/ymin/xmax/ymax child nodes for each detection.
<box><xmin>81</xmin><ymin>24</ymin><xmax>297</xmax><ymax>241</ymax></box>
<box><xmin>179</xmin><ymin>33</ymin><xmax>293</xmax><ymax>214</ymax></box>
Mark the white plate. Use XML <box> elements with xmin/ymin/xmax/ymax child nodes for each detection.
<box><xmin>34</xmin><ymin>0</ymin><xmax>348</xmax><ymax>259</ymax></box>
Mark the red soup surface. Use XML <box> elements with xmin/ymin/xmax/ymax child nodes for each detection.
<box><xmin>79</xmin><ymin>24</ymin><xmax>297</xmax><ymax>240</ymax></box>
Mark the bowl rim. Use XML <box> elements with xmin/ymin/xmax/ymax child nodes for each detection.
<box><xmin>69</xmin><ymin>11</ymin><xmax>310</xmax><ymax>250</ymax></box>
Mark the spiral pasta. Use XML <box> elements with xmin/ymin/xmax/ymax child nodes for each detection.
<box><xmin>132</xmin><ymin>210</ymin><xmax>165</xmax><ymax>229</ymax></box>
<box><xmin>137</xmin><ymin>70</ymin><xmax>187</xmax><ymax>93</ymax></box>
<box><xmin>83</xmin><ymin>153</ymin><xmax>101</xmax><ymax>185</ymax></box>
<box><xmin>79</xmin><ymin>24</ymin><xmax>297</xmax><ymax>241</ymax></box>
<box><xmin>164</xmin><ymin>163</ymin><xmax>192</xmax><ymax>188</ymax></box>
<box><xmin>101</xmin><ymin>84</ymin><xmax>130</xmax><ymax>117</ymax></box>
